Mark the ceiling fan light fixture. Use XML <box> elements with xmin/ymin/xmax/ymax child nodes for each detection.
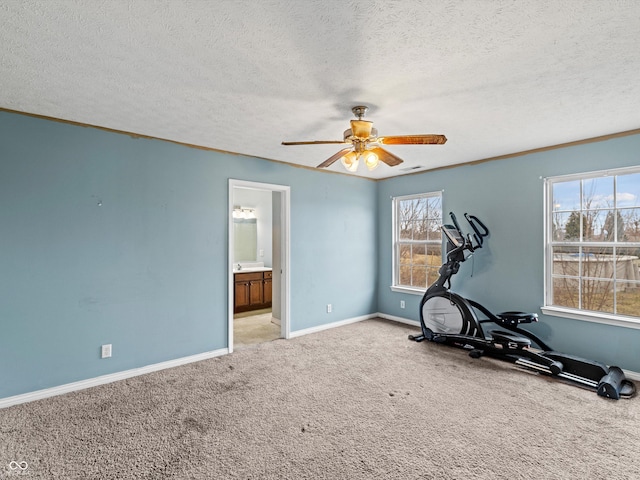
<box><xmin>340</xmin><ymin>151</ymin><xmax>359</xmax><ymax>172</ymax></box>
<box><xmin>362</xmin><ymin>151</ymin><xmax>379</xmax><ymax>171</ymax></box>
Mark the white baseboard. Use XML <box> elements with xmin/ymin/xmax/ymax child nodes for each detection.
<box><xmin>0</xmin><ymin>348</ymin><xmax>229</xmax><ymax>409</ymax></box>
<box><xmin>288</xmin><ymin>313</ymin><xmax>377</xmax><ymax>338</ymax></box>
<box><xmin>624</xmin><ymin>370</ymin><xmax>640</xmax><ymax>381</ymax></box>
<box><xmin>376</xmin><ymin>312</ymin><xmax>420</xmax><ymax>327</ymax></box>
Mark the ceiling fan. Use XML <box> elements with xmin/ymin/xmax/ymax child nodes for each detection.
<box><xmin>282</xmin><ymin>106</ymin><xmax>447</xmax><ymax>172</ymax></box>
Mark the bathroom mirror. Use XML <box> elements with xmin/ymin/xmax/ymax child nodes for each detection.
<box><xmin>233</xmin><ymin>217</ymin><xmax>257</xmax><ymax>262</ymax></box>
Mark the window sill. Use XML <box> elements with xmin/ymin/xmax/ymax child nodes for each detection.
<box><xmin>541</xmin><ymin>306</ymin><xmax>640</xmax><ymax>330</ymax></box>
<box><xmin>390</xmin><ymin>285</ymin><xmax>426</xmax><ymax>296</ymax></box>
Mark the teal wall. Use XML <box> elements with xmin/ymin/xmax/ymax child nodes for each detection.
<box><xmin>3</xmin><ymin>108</ymin><xmax>639</xmax><ymax>400</ymax></box>
<box><xmin>0</xmin><ymin>111</ymin><xmax>377</xmax><ymax>398</ymax></box>
<box><xmin>377</xmin><ymin>134</ymin><xmax>640</xmax><ymax>372</ymax></box>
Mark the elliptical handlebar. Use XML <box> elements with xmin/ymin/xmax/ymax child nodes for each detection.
<box><xmin>449</xmin><ymin>212</ymin><xmax>463</xmax><ymax>234</ymax></box>
<box><xmin>465</xmin><ymin>213</ymin><xmax>489</xmax><ymax>248</ymax></box>
<box><xmin>446</xmin><ymin>212</ymin><xmax>490</xmax><ymax>254</ymax></box>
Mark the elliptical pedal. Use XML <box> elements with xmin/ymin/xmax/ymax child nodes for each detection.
<box><xmin>489</xmin><ymin>330</ymin><xmax>531</xmax><ymax>349</ymax></box>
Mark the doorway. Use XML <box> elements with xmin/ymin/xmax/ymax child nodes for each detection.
<box><xmin>228</xmin><ymin>179</ymin><xmax>290</xmax><ymax>352</ymax></box>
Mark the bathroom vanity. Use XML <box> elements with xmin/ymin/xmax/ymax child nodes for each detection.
<box><xmin>233</xmin><ymin>268</ymin><xmax>272</xmax><ymax>314</ymax></box>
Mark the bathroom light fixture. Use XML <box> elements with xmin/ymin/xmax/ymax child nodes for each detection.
<box><xmin>233</xmin><ymin>207</ymin><xmax>256</xmax><ymax>219</ymax></box>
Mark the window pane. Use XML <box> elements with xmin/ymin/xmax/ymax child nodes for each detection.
<box><xmin>603</xmin><ymin>210</ymin><xmax>624</xmax><ymax>241</ymax></box>
<box><xmin>615</xmin><ymin>247</ymin><xmax>640</xmax><ymax>283</ymax></box>
<box><xmin>582</xmin><ymin>177</ymin><xmax>614</xmax><ymax>210</ymax></box>
<box><xmin>427</xmin><ymin>218</ymin><xmax>442</xmax><ymax>240</ymax></box>
<box><xmin>616</xmin><ymin>282</ymin><xmax>640</xmax><ymax>318</ymax></box>
<box><xmin>581</xmin><ymin>279</ymin><xmax>614</xmax><ymax>313</ymax></box>
<box><xmin>426</xmin><ymin>266</ymin><xmax>440</xmax><ymax>287</ymax></box>
<box><xmin>399</xmin><ymin>200</ymin><xmax>419</xmax><ymax>239</ymax></box>
<box><xmin>582</xmin><ymin>209</ymin><xmax>611</xmax><ymax>242</ymax></box>
<box><xmin>552</xmin><ymin>180</ymin><xmax>580</xmax><ymax>211</ymax></box>
<box><xmin>411</xmin><ymin>266</ymin><xmax>427</xmax><ymax>288</ymax></box>
<box><xmin>427</xmin><ymin>195</ymin><xmax>442</xmax><ymax>214</ymax></box>
<box><xmin>413</xmin><ymin>222</ymin><xmax>427</xmax><ymax>240</ymax></box>
<box><xmin>552</xmin><ymin>276</ymin><xmax>580</xmax><ymax>308</ymax></box>
<box><xmin>427</xmin><ymin>244</ymin><xmax>442</xmax><ymax>267</ymax></box>
<box><xmin>582</xmin><ymin>246</ymin><xmax>614</xmax><ymax>280</ymax></box>
<box><xmin>551</xmin><ymin>211</ymin><xmax>575</xmax><ymax>241</ymax></box>
<box><xmin>413</xmin><ymin>244</ymin><xmax>427</xmax><ymax>264</ymax></box>
<box><xmin>621</xmin><ymin>208</ymin><xmax>640</xmax><ymax>242</ymax></box>
<box><xmin>399</xmin><ymin>264</ymin><xmax>411</xmax><ymax>285</ymax></box>
<box><xmin>616</xmin><ymin>173</ymin><xmax>640</xmax><ymax>208</ymax></box>
<box><xmin>552</xmin><ymin>247</ymin><xmax>580</xmax><ymax>277</ymax></box>
<box><xmin>399</xmin><ymin>198</ymin><xmax>423</xmax><ymax>221</ymax></box>
<box><xmin>399</xmin><ymin>221</ymin><xmax>413</xmax><ymax>240</ymax></box>
<box><xmin>560</xmin><ymin>211</ymin><xmax>583</xmax><ymax>241</ymax></box>
<box><xmin>399</xmin><ymin>243</ymin><xmax>411</xmax><ymax>261</ymax></box>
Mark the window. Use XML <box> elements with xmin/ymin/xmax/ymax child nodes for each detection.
<box><xmin>544</xmin><ymin>167</ymin><xmax>640</xmax><ymax>326</ymax></box>
<box><xmin>392</xmin><ymin>192</ymin><xmax>442</xmax><ymax>292</ymax></box>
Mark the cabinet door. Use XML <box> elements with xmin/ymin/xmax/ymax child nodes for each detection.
<box><xmin>235</xmin><ymin>282</ymin><xmax>250</xmax><ymax>309</ymax></box>
<box><xmin>249</xmin><ymin>280</ymin><xmax>263</xmax><ymax>305</ymax></box>
<box><xmin>263</xmin><ymin>278</ymin><xmax>272</xmax><ymax>304</ymax></box>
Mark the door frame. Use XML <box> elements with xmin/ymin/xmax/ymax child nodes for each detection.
<box><xmin>228</xmin><ymin>179</ymin><xmax>291</xmax><ymax>352</ymax></box>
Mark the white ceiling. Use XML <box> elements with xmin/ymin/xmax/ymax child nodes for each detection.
<box><xmin>2</xmin><ymin>1</ymin><xmax>640</xmax><ymax>179</ymax></box>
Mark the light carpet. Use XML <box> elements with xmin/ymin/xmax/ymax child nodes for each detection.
<box><xmin>1</xmin><ymin>318</ymin><xmax>638</xmax><ymax>479</ymax></box>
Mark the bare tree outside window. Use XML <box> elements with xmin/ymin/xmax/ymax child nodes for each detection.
<box><xmin>548</xmin><ymin>170</ymin><xmax>640</xmax><ymax>320</ymax></box>
<box><xmin>394</xmin><ymin>193</ymin><xmax>442</xmax><ymax>289</ymax></box>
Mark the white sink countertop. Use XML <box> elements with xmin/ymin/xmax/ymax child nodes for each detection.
<box><xmin>233</xmin><ymin>262</ymin><xmax>272</xmax><ymax>273</ymax></box>
<box><xmin>233</xmin><ymin>267</ymin><xmax>272</xmax><ymax>273</ymax></box>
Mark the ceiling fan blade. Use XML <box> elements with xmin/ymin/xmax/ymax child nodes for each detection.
<box><xmin>378</xmin><ymin>134</ymin><xmax>447</xmax><ymax>145</ymax></box>
<box><xmin>317</xmin><ymin>147</ymin><xmax>353</xmax><ymax>168</ymax></box>
<box><xmin>369</xmin><ymin>147</ymin><xmax>404</xmax><ymax>167</ymax></box>
<box><xmin>282</xmin><ymin>140</ymin><xmax>347</xmax><ymax>145</ymax></box>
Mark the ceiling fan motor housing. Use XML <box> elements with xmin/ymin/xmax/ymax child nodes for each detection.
<box><xmin>352</xmin><ymin>105</ymin><xmax>368</xmax><ymax>119</ymax></box>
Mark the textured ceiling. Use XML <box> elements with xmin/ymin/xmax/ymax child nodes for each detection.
<box><xmin>2</xmin><ymin>0</ymin><xmax>640</xmax><ymax>179</ymax></box>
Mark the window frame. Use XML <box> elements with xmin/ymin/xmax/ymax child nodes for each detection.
<box><xmin>542</xmin><ymin>165</ymin><xmax>640</xmax><ymax>330</ymax></box>
<box><xmin>390</xmin><ymin>191</ymin><xmax>443</xmax><ymax>295</ymax></box>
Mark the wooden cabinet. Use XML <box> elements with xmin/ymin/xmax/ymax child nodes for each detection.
<box><xmin>234</xmin><ymin>270</ymin><xmax>272</xmax><ymax>314</ymax></box>
<box><xmin>263</xmin><ymin>271</ymin><xmax>272</xmax><ymax>306</ymax></box>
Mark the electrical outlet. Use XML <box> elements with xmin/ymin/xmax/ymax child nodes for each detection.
<box><xmin>101</xmin><ymin>344</ymin><xmax>112</xmax><ymax>359</ymax></box>
<box><xmin>400</xmin><ymin>300</ymin><xmax>405</xmax><ymax>309</ymax></box>
<box><xmin>327</xmin><ymin>304</ymin><xmax>332</xmax><ymax>313</ymax></box>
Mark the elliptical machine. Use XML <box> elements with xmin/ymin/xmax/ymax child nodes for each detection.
<box><xmin>409</xmin><ymin>212</ymin><xmax>636</xmax><ymax>400</ymax></box>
